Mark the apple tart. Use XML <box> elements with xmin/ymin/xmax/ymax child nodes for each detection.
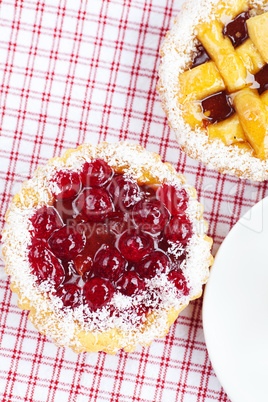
<box><xmin>2</xmin><ymin>142</ymin><xmax>213</xmax><ymax>354</ymax></box>
<box><xmin>158</xmin><ymin>0</ymin><xmax>268</xmax><ymax>181</ymax></box>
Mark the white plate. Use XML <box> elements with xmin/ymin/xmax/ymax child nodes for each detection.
<box><xmin>203</xmin><ymin>197</ymin><xmax>268</xmax><ymax>402</ymax></box>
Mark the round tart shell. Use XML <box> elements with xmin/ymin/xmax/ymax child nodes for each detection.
<box><xmin>158</xmin><ymin>0</ymin><xmax>268</xmax><ymax>181</ymax></box>
<box><xmin>2</xmin><ymin>142</ymin><xmax>213</xmax><ymax>354</ymax></box>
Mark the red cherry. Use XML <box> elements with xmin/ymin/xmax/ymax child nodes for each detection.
<box><xmin>28</xmin><ymin>240</ymin><xmax>65</xmax><ymax>287</ymax></box>
<box><xmin>56</xmin><ymin>283</ymin><xmax>81</xmax><ymax>307</ymax></box>
<box><xmin>83</xmin><ymin>277</ymin><xmax>114</xmax><ymax>310</ymax></box>
<box><xmin>118</xmin><ymin>230</ymin><xmax>154</xmax><ymax>263</ymax></box>
<box><xmin>156</xmin><ymin>184</ymin><xmax>189</xmax><ymax>216</ymax></box>
<box><xmin>80</xmin><ymin>159</ymin><xmax>113</xmax><ymax>187</ymax></box>
<box><xmin>139</xmin><ymin>184</ymin><xmax>157</xmax><ymax>199</ymax></box>
<box><xmin>108</xmin><ymin>175</ymin><xmax>142</xmax><ymax>210</ymax></box>
<box><xmin>117</xmin><ymin>271</ymin><xmax>145</xmax><ymax>296</ymax></box>
<box><xmin>135</xmin><ymin>250</ymin><xmax>170</xmax><ymax>279</ymax></box>
<box><xmin>133</xmin><ymin>199</ymin><xmax>170</xmax><ymax>234</ymax></box>
<box><xmin>168</xmin><ymin>270</ymin><xmax>190</xmax><ymax>296</ymax></box>
<box><xmin>52</xmin><ymin>170</ymin><xmax>81</xmax><ymax>200</ymax></box>
<box><xmin>94</xmin><ymin>245</ymin><xmax>126</xmax><ymax>282</ymax></box>
<box><xmin>31</xmin><ymin>206</ymin><xmax>62</xmax><ymax>240</ymax></box>
<box><xmin>48</xmin><ymin>226</ymin><xmax>86</xmax><ymax>260</ymax></box>
<box><xmin>74</xmin><ymin>188</ymin><xmax>113</xmax><ymax>222</ymax></box>
<box><xmin>165</xmin><ymin>215</ymin><xmax>193</xmax><ymax>245</ymax></box>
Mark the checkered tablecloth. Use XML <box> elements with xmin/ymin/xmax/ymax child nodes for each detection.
<box><xmin>0</xmin><ymin>1</ymin><xmax>267</xmax><ymax>401</ymax></box>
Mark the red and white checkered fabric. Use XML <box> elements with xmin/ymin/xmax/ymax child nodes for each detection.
<box><xmin>0</xmin><ymin>0</ymin><xmax>266</xmax><ymax>401</ymax></box>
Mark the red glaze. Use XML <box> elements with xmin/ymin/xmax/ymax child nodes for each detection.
<box><xmin>117</xmin><ymin>272</ymin><xmax>145</xmax><ymax>296</ymax></box>
<box><xmin>118</xmin><ymin>230</ymin><xmax>154</xmax><ymax>263</ymax></box>
<box><xmin>31</xmin><ymin>206</ymin><xmax>62</xmax><ymax>240</ymax></box>
<box><xmin>133</xmin><ymin>199</ymin><xmax>170</xmax><ymax>234</ymax></box>
<box><xmin>48</xmin><ymin>226</ymin><xmax>86</xmax><ymax>260</ymax></box>
<box><xmin>74</xmin><ymin>187</ymin><xmax>113</xmax><ymax>222</ymax></box>
<box><xmin>74</xmin><ymin>253</ymin><xmax>93</xmax><ymax>276</ymax></box>
<box><xmin>62</xmin><ymin>260</ymin><xmax>80</xmax><ymax>283</ymax></box>
<box><xmin>135</xmin><ymin>250</ymin><xmax>170</xmax><ymax>279</ymax></box>
<box><xmin>81</xmin><ymin>159</ymin><xmax>113</xmax><ymax>187</ymax></box>
<box><xmin>83</xmin><ymin>277</ymin><xmax>115</xmax><ymax>310</ymax></box>
<box><xmin>52</xmin><ymin>170</ymin><xmax>81</xmax><ymax>199</ymax></box>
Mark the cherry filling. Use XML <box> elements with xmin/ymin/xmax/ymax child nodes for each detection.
<box><xmin>117</xmin><ymin>272</ymin><xmax>145</xmax><ymax>296</ymax></box>
<box><xmin>93</xmin><ymin>244</ymin><xmax>126</xmax><ymax>283</ymax></box>
<box><xmin>156</xmin><ymin>184</ymin><xmax>188</xmax><ymax>216</ymax></box>
<box><xmin>168</xmin><ymin>270</ymin><xmax>190</xmax><ymax>296</ymax></box>
<box><xmin>201</xmin><ymin>91</ymin><xmax>235</xmax><ymax>124</ymax></box>
<box><xmin>108</xmin><ymin>175</ymin><xmax>142</xmax><ymax>210</ymax></box>
<box><xmin>223</xmin><ymin>11</ymin><xmax>250</xmax><ymax>48</ymax></box>
<box><xmin>74</xmin><ymin>187</ymin><xmax>114</xmax><ymax>221</ymax></box>
<box><xmin>28</xmin><ymin>159</ymin><xmax>193</xmax><ymax>317</ymax></box>
<box><xmin>118</xmin><ymin>230</ymin><xmax>154</xmax><ymax>263</ymax></box>
<box><xmin>254</xmin><ymin>64</ymin><xmax>268</xmax><ymax>96</ymax></box>
<box><xmin>30</xmin><ymin>206</ymin><xmax>62</xmax><ymax>240</ymax></box>
<box><xmin>52</xmin><ymin>170</ymin><xmax>81</xmax><ymax>200</ymax></box>
<box><xmin>48</xmin><ymin>226</ymin><xmax>86</xmax><ymax>260</ymax></box>
<box><xmin>135</xmin><ymin>251</ymin><xmax>170</xmax><ymax>279</ymax></box>
<box><xmin>28</xmin><ymin>240</ymin><xmax>65</xmax><ymax>287</ymax></box>
<box><xmin>83</xmin><ymin>277</ymin><xmax>115</xmax><ymax>310</ymax></box>
<box><xmin>166</xmin><ymin>215</ymin><xmax>193</xmax><ymax>245</ymax></box>
<box><xmin>133</xmin><ymin>199</ymin><xmax>170</xmax><ymax>234</ymax></box>
<box><xmin>192</xmin><ymin>43</ymin><xmax>211</xmax><ymax>68</ymax></box>
<box><xmin>80</xmin><ymin>159</ymin><xmax>113</xmax><ymax>187</ymax></box>
<box><xmin>56</xmin><ymin>284</ymin><xmax>82</xmax><ymax>308</ymax></box>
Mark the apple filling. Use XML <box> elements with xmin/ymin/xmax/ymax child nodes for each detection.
<box><xmin>178</xmin><ymin>8</ymin><xmax>268</xmax><ymax>157</ymax></box>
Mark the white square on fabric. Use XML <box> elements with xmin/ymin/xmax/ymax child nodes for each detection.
<box><xmin>0</xmin><ymin>2</ymin><xmax>14</xmax><ymax>21</ymax></box>
<box><xmin>41</xmin><ymin>9</ymin><xmax>58</xmax><ymax>30</ymax></box>
<box><xmin>32</xmin><ymin>384</ymin><xmax>50</xmax><ymax>402</ymax></box>
<box><xmin>1</xmin><ymin>330</ymin><xmax>18</xmax><ymax>352</ymax></box>
<box><xmin>16</xmin><ymin>29</ymin><xmax>34</xmax><ymax>50</ymax></box>
<box><xmin>12</xmin><ymin>380</ymin><xmax>29</xmax><ymax>400</ymax></box>
<box><xmin>61</xmin><ymin>15</ymin><xmax>79</xmax><ymax>35</ymax></box>
<box><xmin>117</xmin><ymin>379</ymin><xmax>136</xmax><ymax>399</ymax></box>
<box><xmin>33</xmin><ymin>53</ymin><xmax>51</xmax><ymax>73</ymax></box>
<box><xmin>53</xmin><ymin>57</ymin><xmax>71</xmax><ymax>78</ymax></box>
<box><xmin>127</xmin><ymin>6</ymin><xmax>144</xmax><ymax>29</ymax></box>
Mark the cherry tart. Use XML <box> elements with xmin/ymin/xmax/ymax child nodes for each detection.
<box><xmin>158</xmin><ymin>0</ymin><xmax>268</xmax><ymax>181</ymax></box>
<box><xmin>2</xmin><ymin>142</ymin><xmax>213</xmax><ymax>354</ymax></box>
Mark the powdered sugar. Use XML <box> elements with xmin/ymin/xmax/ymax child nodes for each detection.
<box><xmin>2</xmin><ymin>142</ymin><xmax>212</xmax><ymax>351</ymax></box>
<box><xmin>158</xmin><ymin>0</ymin><xmax>268</xmax><ymax>181</ymax></box>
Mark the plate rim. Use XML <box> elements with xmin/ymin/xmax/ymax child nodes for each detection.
<box><xmin>202</xmin><ymin>196</ymin><xmax>268</xmax><ymax>402</ymax></box>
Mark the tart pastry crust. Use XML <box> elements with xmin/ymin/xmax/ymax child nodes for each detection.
<box><xmin>158</xmin><ymin>0</ymin><xmax>268</xmax><ymax>181</ymax></box>
<box><xmin>2</xmin><ymin>142</ymin><xmax>213</xmax><ymax>354</ymax></box>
